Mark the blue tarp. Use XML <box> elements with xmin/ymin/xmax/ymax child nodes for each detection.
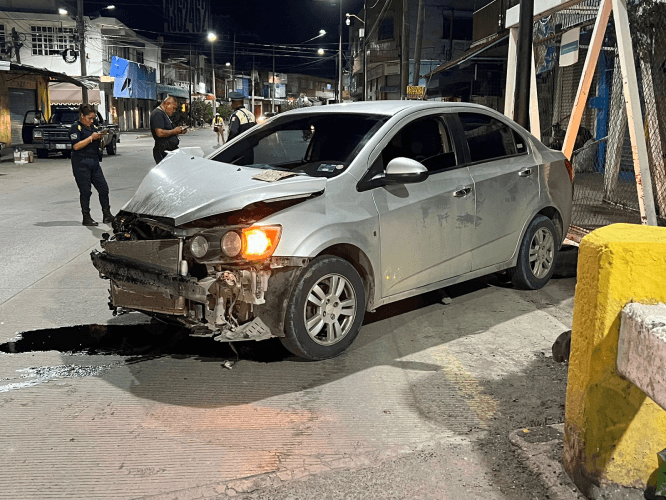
<box><xmin>110</xmin><ymin>56</ymin><xmax>157</xmax><ymax>100</ymax></box>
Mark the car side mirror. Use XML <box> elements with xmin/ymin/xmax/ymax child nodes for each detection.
<box><xmin>383</xmin><ymin>157</ymin><xmax>429</xmax><ymax>184</ymax></box>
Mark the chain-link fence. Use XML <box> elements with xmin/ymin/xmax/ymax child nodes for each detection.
<box><xmin>531</xmin><ymin>0</ymin><xmax>666</xmax><ymax>238</ymax></box>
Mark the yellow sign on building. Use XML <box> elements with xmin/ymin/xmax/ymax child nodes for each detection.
<box><xmin>407</xmin><ymin>86</ymin><xmax>425</xmax><ymax>99</ymax></box>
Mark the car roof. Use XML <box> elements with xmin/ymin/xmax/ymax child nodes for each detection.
<box><xmin>283</xmin><ymin>100</ymin><xmax>496</xmax><ymax>117</ymax></box>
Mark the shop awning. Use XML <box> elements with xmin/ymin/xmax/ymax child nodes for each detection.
<box><xmin>49</xmin><ymin>82</ymin><xmax>101</xmax><ymax>105</ymax></box>
<box><xmin>426</xmin><ymin>33</ymin><xmax>509</xmax><ymax>77</ymax></box>
<box><xmin>156</xmin><ymin>83</ymin><xmax>189</xmax><ymax>99</ymax></box>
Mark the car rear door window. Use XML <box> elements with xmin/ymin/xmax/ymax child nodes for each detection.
<box><xmin>459</xmin><ymin>112</ymin><xmax>524</xmax><ymax>163</ymax></box>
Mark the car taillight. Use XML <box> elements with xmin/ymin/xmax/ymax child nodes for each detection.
<box><xmin>564</xmin><ymin>159</ymin><xmax>574</xmax><ymax>184</ymax></box>
<box><xmin>241</xmin><ymin>226</ymin><xmax>282</xmax><ymax>261</ymax></box>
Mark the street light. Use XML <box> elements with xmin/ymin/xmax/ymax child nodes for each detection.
<box><xmin>345</xmin><ymin>13</ymin><xmax>363</xmax><ymax>25</ymax></box>
<box><xmin>208</xmin><ymin>32</ymin><xmax>217</xmax><ymax>117</ymax></box>
<box><xmin>301</xmin><ymin>29</ymin><xmax>326</xmax><ymax>44</ymax></box>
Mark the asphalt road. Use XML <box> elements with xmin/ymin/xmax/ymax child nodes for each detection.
<box><xmin>0</xmin><ymin>128</ymin><xmax>580</xmax><ymax>499</ymax></box>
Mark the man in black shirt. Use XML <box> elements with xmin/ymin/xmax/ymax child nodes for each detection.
<box><xmin>150</xmin><ymin>96</ymin><xmax>187</xmax><ymax>164</ymax></box>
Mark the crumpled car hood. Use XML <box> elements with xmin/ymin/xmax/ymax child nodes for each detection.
<box><xmin>123</xmin><ymin>151</ymin><xmax>326</xmax><ymax>226</ymax></box>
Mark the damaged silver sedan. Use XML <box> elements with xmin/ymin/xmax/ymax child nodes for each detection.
<box><xmin>91</xmin><ymin>101</ymin><xmax>573</xmax><ymax>360</ymax></box>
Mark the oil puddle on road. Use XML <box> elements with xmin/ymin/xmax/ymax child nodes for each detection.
<box><xmin>0</xmin><ymin>323</ymin><xmax>290</xmax><ymax>360</ymax></box>
<box><xmin>0</xmin><ymin>323</ymin><xmax>291</xmax><ymax>392</ymax></box>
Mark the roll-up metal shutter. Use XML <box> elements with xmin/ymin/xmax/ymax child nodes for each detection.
<box><xmin>8</xmin><ymin>88</ymin><xmax>37</xmax><ymax>145</ymax></box>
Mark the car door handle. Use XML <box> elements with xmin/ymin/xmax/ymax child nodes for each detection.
<box><xmin>453</xmin><ymin>187</ymin><xmax>472</xmax><ymax>197</ymax></box>
<box><xmin>519</xmin><ymin>168</ymin><xmax>533</xmax><ymax>177</ymax></box>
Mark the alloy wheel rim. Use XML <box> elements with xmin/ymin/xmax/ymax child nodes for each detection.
<box><xmin>529</xmin><ymin>227</ymin><xmax>554</xmax><ymax>279</ymax></box>
<box><xmin>303</xmin><ymin>273</ymin><xmax>357</xmax><ymax>346</ymax></box>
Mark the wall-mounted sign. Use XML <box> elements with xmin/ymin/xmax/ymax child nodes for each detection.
<box><xmin>559</xmin><ymin>28</ymin><xmax>580</xmax><ymax>67</ymax></box>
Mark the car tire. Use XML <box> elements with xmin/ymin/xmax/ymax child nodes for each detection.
<box><xmin>36</xmin><ymin>149</ymin><xmax>48</xmax><ymax>159</ymax></box>
<box><xmin>511</xmin><ymin>215</ymin><xmax>559</xmax><ymax>290</ymax></box>
<box><xmin>62</xmin><ymin>151</ymin><xmax>71</xmax><ymax>159</ymax></box>
<box><xmin>106</xmin><ymin>138</ymin><xmax>117</xmax><ymax>155</ymax></box>
<box><xmin>280</xmin><ymin>255</ymin><xmax>366</xmax><ymax>360</ymax></box>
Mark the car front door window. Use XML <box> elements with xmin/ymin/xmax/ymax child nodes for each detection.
<box><xmin>371</xmin><ymin>115</ymin><xmax>475</xmax><ymax>297</ymax></box>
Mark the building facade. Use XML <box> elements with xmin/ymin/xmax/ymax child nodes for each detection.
<box><xmin>347</xmin><ymin>0</ymin><xmax>484</xmax><ymax>101</ymax></box>
<box><xmin>0</xmin><ymin>6</ymin><xmax>161</xmax><ymax>133</ymax></box>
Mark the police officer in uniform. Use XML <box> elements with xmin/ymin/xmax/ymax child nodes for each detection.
<box><xmin>69</xmin><ymin>104</ymin><xmax>113</xmax><ymax>227</ymax></box>
<box><xmin>227</xmin><ymin>92</ymin><xmax>256</xmax><ymax>141</ymax></box>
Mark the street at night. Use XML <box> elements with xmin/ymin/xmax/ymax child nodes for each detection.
<box><xmin>3</xmin><ymin>0</ymin><xmax>666</xmax><ymax>496</ymax></box>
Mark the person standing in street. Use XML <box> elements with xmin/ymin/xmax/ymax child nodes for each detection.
<box><xmin>213</xmin><ymin>112</ymin><xmax>225</xmax><ymax>146</ymax></box>
<box><xmin>150</xmin><ymin>95</ymin><xmax>187</xmax><ymax>164</ymax></box>
<box><xmin>69</xmin><ymin>104</ymin><xmax>113</xmax><ymax>227</ymax></box>
<box><xmin>227</xmin><ymin>92</ymin><xmax>256</xmax><ymax>141</ymax></box>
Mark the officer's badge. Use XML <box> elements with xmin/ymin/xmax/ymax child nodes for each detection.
<box><xmin>78</xmin><ymin>125</ymin><xmax>81</xmax><ymax>131</ymax></box>
<box><xmin>70</xmin><ymin>133</ymin><xmax>78</xmax><ymax>140</ymax></box>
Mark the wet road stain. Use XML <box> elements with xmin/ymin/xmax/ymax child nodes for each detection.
<box><xmin>0</xmin><ymin>363</ymin><xmax>123</xmax><ymax>392</ymax></box>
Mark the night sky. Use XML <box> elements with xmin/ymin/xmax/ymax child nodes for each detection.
<box><xmin>84</xmin><ymin>0</ymin><xmax>365</xmax><ymax>78</ymax></box>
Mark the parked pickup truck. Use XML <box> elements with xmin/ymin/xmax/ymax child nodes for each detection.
<box><xmin>24</xmin><ymin>107</ymin><xmax>120</xmax><ymax>159</ymax></box>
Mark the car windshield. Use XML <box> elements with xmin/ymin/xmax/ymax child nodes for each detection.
<box><xmin>211</xmin><ymin>112</ymin><xmax>388</xmax><ymax>178</ymax></box>
<box><xmin>50</xmin><ymin>110</ymin><xmax>79</xmax><ymax>123</ymax></box>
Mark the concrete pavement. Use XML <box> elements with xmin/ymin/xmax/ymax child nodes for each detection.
<box><xmin>0</xmin><ymin>129</ymin><xmax>583</xmax><ymax>499</ymax></box>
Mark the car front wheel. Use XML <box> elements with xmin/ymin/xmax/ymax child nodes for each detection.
<box><xmin>280</xmin><ymin>255</ymin><xmax>366</xmax><ymax>360</ymax></box>
<box><xmin>511</xmin><ymin>215</ymin><xmax>559</xmax><ymax>290</ymax></box>
<box><xmin>106</xmin><ymin>138</ymin><xmax>117</xmax><ymax>155</ymax></box>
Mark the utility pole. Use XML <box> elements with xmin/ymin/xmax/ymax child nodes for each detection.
<box><xmin>338</xmin><ymin>0</ymin><xmax>343</xmax><ymax>103</ymax></box>
<box><xmin>188</xmin><ymin>45</ymin><xmax>193</xmax><ymax>126</ymax></box>
<box><xmin>210</xmin><ymin>41</ymin><xmax>216</xmax><ymax>117</ymax></box>
<box><xmin>400</xmin><ymin>0</ymin><xmax>410</xmax><ymax>99</ymax></box>
<box><xmin>412</xmin><ymin>0</ymin><xmax>425</xmax><ymax>87</ymax></box>
<box><xmin>10</xmin><ymin>28</ymin><xmax>22</xmax><ymax>64</ymax></box>
<box><xmin>363</xmin><ymin>0</ymin><xmax>367</xmax><ymax>101</ymax></box>
<box><xmin>272</xmin><ymin>45</ymin><xmax>275</xmax><ymax>113</ymax></box>
<box><xmin>251</xmin><ymin>55</ymin><xmax>255</xmax><ymax>114</ymax></box>
<box><xmin>76</xmin><ymin>0</ymin><xmax>88</xmax><ymax>104</ymax></box>
<box><xmin>514</xmin><ymin>0</ymin><xmax>534</xmax><ymax>129</ymax></box>
<box><xmin>232</xmin><ymin>34</ymin><xmax>236</xmax><ymax>92</ymax></box>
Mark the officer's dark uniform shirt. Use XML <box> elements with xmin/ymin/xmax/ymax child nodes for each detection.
<box><xmin>150</xmin><ymin>106</ymin><xmax>179</xmax><ymax>149</ymax></box>
<box><xmin>228</xmin><ymin>106</ymin><xmax>256</xmax><ymax>140</ymax></box>
<box><xmin>69</xmin><ymin>121</ymin><xmax>101</xmax><ymax>158</ymax></box>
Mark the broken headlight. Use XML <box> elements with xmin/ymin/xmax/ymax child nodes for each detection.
<box><xmin>187</xmin><ymin>225</ymin><xmax>282</xmax><ymax>263</ymax></box>
<box><xmin>221</xmin><ymin>231</ymin><xmax>242</xmax><ymax>257</ymax></box>
<box><xmin>190</xmin><ymin>235</ymin><xmax>209</xmax><ymax>259</ymax></box>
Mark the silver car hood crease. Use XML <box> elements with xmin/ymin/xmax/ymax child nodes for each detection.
<box><xmin>123</xmin><ymin>153</ymin><xmax>327</xmax><ymax>226</ymax></box>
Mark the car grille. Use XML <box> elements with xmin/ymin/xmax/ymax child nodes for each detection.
<box><xmin>43</xmin><ymin>131</ymin><xmax>70</xmax><ymax>140</ymax></box>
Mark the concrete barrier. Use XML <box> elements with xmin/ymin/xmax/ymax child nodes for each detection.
<box><xmin>563</xmin><ymin>224</ymin><xmax>666</xmax><ymax>497</ymax></box>
<box><xmin>618</xmin><ymin>303</ymin><xmax>666</xmax><ymax>411</ymax></box>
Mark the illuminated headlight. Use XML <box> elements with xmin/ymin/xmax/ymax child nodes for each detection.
<box><xmin>189</xmin><ymin>235</ymin><xmax>209</xmax><ymax>259</ymax></box>
<box><xmin>221</xmin><ymin>231</ymin><xmax>241</xmax><ymax>257</ymax></box>
<box><xmin>33</xmin><ymin>130</ymin><xmax>43</xmax><ymax>139</ymax></box>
